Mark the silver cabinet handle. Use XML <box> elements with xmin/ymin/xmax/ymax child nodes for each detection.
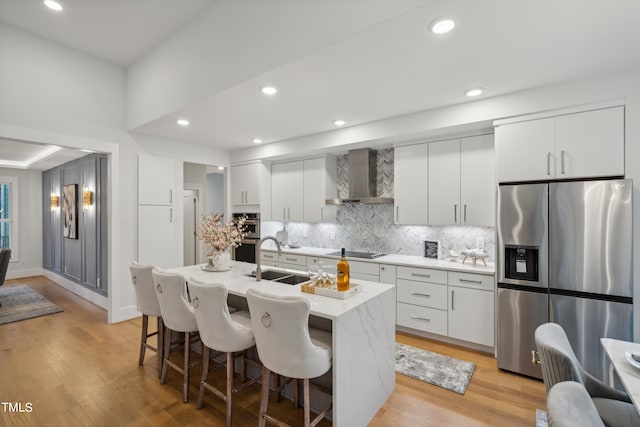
<box><xmin>411</xmin><ymin>273</ymin><xmax>431</xmax><ymax>278</ymax></box>
<box><xmin>396</xmin><ymin>206</ymin><xmax>399</xmax><ymax>222</ymax></box>
<box><xmin>561</xmin><ymin>150</ymin><xmax>566</xmax><ymax>174</ymax></box>
<box><xmin>459</xmin><ymin>278</ymin><xmax>483</xmax><ymax>284</ymax></box>
<box><xmin>283</xmin><ymin>207</ymin><xmax>286</xmax><ymax>220</ymax></box>
<box><xmin>263</xmin><ymin>254</ymin><xmax>275</xmax><ymax>259</ymax></box>
<box><xmin>410</xmin><ymin>315</ymin><xmax>431</xmax><ymax>322</ymax></box>
<box><xmin>169</xmin><ymin>189</ymin><xmax>173</xmax><ymax>204</ymax></box>
<box><xmin>546</xmin><ymin>152</ymin><xmax>551</xmax><ymax>175</ymax></box>
<box><xmin>288</xmin><ymin>207</ymin><xmax>290</xmax><ymax>220</ymax></box>
<box><xmin>451</xmin><ymin>290</ymin><xmax>455</xmax><ymax>310</ymax></box>
<box><xmin>284</xmin><ymin>257</ymin><xmax>297</xmax><ymax>262</ymax></box>
<box><xmin>410</xmin><ymin>292</ymin><xmax>431</xmax><ymax>298</ymax></box>
<box><xmin>321</xmin><ymin>206</ymin><xmax>324</xmax><ymax>220</ymax></box>
<box><xmin>454</xmin><ymin>204</ymin><xmax>457</xmax><ymax>222</ymax></box>
<box><xmin>169</xmin><ymin>208</ymin><xmax>173</xmax><ymax>223</ymax></box>
<box><xmin>463</xmin><ymin>204</ymin><xmax>467</xmax><ymax>223</ymax></box>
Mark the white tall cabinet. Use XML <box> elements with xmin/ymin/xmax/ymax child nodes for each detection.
<box><xmin>394</xmin><ymin>143</ymin><xmax>428</xmax><ymax>225</ymax></box>
<box><xmin>138</xmin><ymin>154</ymin><xmax>180</xmax><ymax>268</ymax></box>
<box><xmin>496</xmin><ymin>105</ymin><xmax>624</xmax><ymax>183</ymax></box>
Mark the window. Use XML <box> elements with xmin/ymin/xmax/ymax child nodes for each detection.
<box><xmin>0</xmin><ymin>177</ymin><xmax>18</xmax><ymax>260</ymax></box>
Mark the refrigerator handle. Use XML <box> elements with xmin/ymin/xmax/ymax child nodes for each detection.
<box><xmin>531</xmin><ymin>350</ymin><xmax>541</xmax><ymax>365</ymax></box>
<box><xmin>546</xmin><ymin>152</ymin><xmax>552</xmax><ymax>176</ymax></box>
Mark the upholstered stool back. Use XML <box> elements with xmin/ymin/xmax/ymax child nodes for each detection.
<box><xmin>152</xmin><ymin>269</ymin><xmax>197</xmax><ymax>333</ymax></box>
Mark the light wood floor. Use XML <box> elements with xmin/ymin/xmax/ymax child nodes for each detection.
<box><xmin>0</xmin><ymin>277</ymin><xmax>545</xmax><ymax>426</ymax></box>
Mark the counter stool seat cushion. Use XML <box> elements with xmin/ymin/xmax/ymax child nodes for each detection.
<box><xmin>547</xmin><ymin>381</ymin><xmax>604</xmax><ymax>427</ymax></box>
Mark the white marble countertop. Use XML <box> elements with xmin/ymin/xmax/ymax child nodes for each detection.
<box><xmin>259</xmin><ymin>244</ymin><xmax>495</xmax><ymax>275</ymax></box>
<box><xmin>170</xmin><ymin>261</ymin><xmax>395</xmax><ymax>321</ymax></box>
<box><xmin>600</xmin><ymin>338</ymin><xmax>640</xmax><ymax>415</ymax></box>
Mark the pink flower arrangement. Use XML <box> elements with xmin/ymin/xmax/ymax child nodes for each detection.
<box><xmin>197</xmin><ymin>213</ymin><xmax>246</xmax><ymax>253</ymax></box>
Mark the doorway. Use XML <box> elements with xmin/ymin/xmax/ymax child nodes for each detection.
<box><xmin>183</xmin><ymin>189</ymin><xmax>199</xmax><ymax>266</ymax></box>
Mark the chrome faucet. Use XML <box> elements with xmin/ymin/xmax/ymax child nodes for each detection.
<box><xmin>255</xmin><ymin>236</ymin><xmax>282</xmax><ymax>281</ymax></box>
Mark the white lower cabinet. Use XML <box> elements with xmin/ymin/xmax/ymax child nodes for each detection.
<box><xmin>278</xmin><ymin>253</ymin><xmax>307</xmax><ymax>271</ymax></box>
<box><xmin>259</xmin><ymin>252</ymin><xmax>278</xmax><ymax>268</ymax></box>
<box><xmin>448</xmin><ymin>286</ymin><xmax>494</xmax><ymax>347</ymax></box>
<box><xmin>395</xmin><ymin>266</ymin><xmax>495</xmax><ymax>348</ymax></box>
<box><xmin>379</xmin><ymin>264</ymin><xmax>396</xmax><ymax>285</ymax></box>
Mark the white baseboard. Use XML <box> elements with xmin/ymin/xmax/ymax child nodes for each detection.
<box><xmin>40</xmin><ymin>270</ymin><xmax>108</xmax><ymax>310</ymax></box>
<box><xmin>6</xmin><ymin>267</ymin><xmax>44</xmax><ymax>280</ymax></box>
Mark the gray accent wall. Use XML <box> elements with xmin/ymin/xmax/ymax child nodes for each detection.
<box><xmin>43</xmin><ymin>153</ymin><xmax>108</xmax><ymax>296</ymax></box>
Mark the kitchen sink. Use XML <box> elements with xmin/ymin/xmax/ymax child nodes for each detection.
<box><xmin>245</xmin><ymin>269</ymin><xmax>311</xmax><ymax>285</ymax></box>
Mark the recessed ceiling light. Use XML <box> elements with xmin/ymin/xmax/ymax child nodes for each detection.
<box><xmin>44</xmin><ymin>0</ymin><xmax>63</xmax><ymax>12</ymax></box>
<box><xmin>333</xmin><ymin>120</ymin><xmax>346</xmax><ymax>126</ymax></box>
<box><xmin>261</xmin><ymin>86</ymin><xmax>277</xmax><ymax>95</ymax></box>
<box><xmin>431</xmin><ymin>18</ymin><xmax>455</xmax><ymax>35</ymax></box>
<box><xmin>253</xmin><ymin>138</ymin><xmax>263</xmax><ymax>144</ymax></box>
<box><xmin>465</xmin><ymin>87</ymin><xmax>484</xmax><ymax>97</ymax></box>
<box><xmin>177</xmin><ymin>118</ymin><xmax>190</xmax><ymax>126</ymax></box>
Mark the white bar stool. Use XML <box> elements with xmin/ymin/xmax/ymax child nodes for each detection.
<box><xmin>129</xmin><ymin>261</ymin><xmax>164</xmax><ymax>378</ymax></box>
<box><xmin>188</xmin><ymin>278</ymin><xmax>260</xmax><ymax>427</ymax></box>
<box><xmin>152</xmin><ymin>269</ymin><xmax>201</xmax><ymax>403</ymax></box>
<box><xmin>246</xmin><ymin>288</ymin><xmax>332</xmax><ymax>427</ymax></box>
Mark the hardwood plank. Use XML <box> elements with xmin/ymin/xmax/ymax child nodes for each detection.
<box><xmin>0</xmin><ymin>277</ymin><xmax>546</xmax><ymax>426</ymax></box>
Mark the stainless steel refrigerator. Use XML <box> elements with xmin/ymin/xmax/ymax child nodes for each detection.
<box><xmin>497</xmin><ymin>179</ymin><xmax>633</xmax><ymax>382</ymax></box>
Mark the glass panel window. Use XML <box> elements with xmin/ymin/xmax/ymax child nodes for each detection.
<box><xmin>0</xmin><ymin>177</ymin><xmax>18</xmax><ymax>260</ymax></box>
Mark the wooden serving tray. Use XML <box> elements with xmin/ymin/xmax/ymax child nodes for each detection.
<box><xmin>301</xmin><ymin>283</ymin><xmax>360</xmax><ymax>299</ymax></box>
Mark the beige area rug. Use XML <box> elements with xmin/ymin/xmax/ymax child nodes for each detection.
<box><xmin>0</xmin><ymin>285</ymin><xmax>63</xmax><ymax>325</ymax></box>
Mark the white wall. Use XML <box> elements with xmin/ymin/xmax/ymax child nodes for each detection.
<box><xmin>0</xmin><ymin>167</ymin><xmax>42</xmax><ymax>279</ymax></box>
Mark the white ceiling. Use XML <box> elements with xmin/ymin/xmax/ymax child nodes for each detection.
<box><xmin>2</xmin><ymin>0</ymin><xmax>640</xmax><ymax>162</ymax></box>
<box><xmin>0</xmin><ymin>138</ymin><xmax>88</xmax><ymax>171</ymax></box>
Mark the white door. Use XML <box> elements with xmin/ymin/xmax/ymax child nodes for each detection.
<box><xmin>428</xmin><ymin>139</ymin><xmax>460</xmax><ymax>225</ymax></box>
<box><xmin>183</xmin><ymin>190</ymin><xmax>197</xmax><ymax>266</ymax></box>
<box><xmin>394</xmin><ymin>143</ymin><xmax>428</xmax><ymax>224</ymax></box>
<box><xmin>496</xmin><ymin>117</ymin><xmax>556</xmax><ymax>182</ymax></box>
<box><xmin>555</xmin><ymin>106</ymin><xmax>624</xmax><ymax>179</ymax></box>
<box><xmin>460</xmin><ymin>134</ymin><xmax>495</xmax><ymax>226</ymax></box>
<box><xmin>448</xmin><ymin>286</ymin><xmax>495</xmax><ymax>347</ymax></box>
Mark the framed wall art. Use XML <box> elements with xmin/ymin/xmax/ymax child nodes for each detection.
<box><xmin>63</xmin><ymin>184</ymin><xmax>78</xmax><ymax>239</ymax></box>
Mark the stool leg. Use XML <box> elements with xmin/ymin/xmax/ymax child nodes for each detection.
<box><xmin>183</xmin><ymin>331</ymin><xmax>191</xmax><ymax>403</ymax></box>
<box><xmin>160</xmin><ymin>327</ymin><xmax>172</xmax><ymax>384</ymax></box>
<box><xmin>293</xmin><ymin>379</ymin><xmax>300</xmax><ymax>409</ymax></box>
<box><xmin>258</xmin><ymin>367</ymin><xmax>271</xmax><ymax>427</ymax></box>
<box><xmin>139</xmin><ymin>314</ymin><xmax>148</xmax><ymax>366</ymax></box>
<box><xmin>197</xmin><ymin>346</ymin><xmax>210</xmax><ymax>409</ymax></box>
<box><xmin>226</xmin><ymin>352</ymin><xmax>234</xmax><ymax>427</ymax></box>
<box><xmin>157</xmin><ymin>317</ymin><xmax>164</xmax><ymax>378</ymax></box>
<box><xmin>303</xmin><ymin>378</ymin><xmax>310</xmax><ymax>427</ymax></box>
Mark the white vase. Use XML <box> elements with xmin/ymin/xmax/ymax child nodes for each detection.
<box><xmin>207</xmin><ymin>251</ymin><xmax>231</xmax><ymax>271</ymax></box>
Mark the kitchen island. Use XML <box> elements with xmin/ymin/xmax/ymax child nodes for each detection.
<box><xmin>171</xmin><ymin>261</ymin><xmax>396</xmax><ymax>427</ymax></box>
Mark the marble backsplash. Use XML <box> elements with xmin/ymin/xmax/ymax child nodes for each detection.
<box><xmin>262</xmin><ymin>204</ymin><xmax>495</xmax><ymax>261</ymax></box>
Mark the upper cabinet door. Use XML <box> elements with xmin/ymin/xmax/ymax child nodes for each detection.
<box><xmin>461</xmin><ymin>134</ymin><xmax>495</xmax><ymax>226</ymax></box>
<box><xmin>496</xmin><ymin>117</ymin><xmax>556</xmax><ymax>183</ymax></box>
<box><xmin>555</xmin><ymin>106</ymin><xmax>624</xmax><ymax>179</ymax></box>
<box><xmin>271</xmin><ymin>161</ymin><xmax>303</xmax><ymax>221</ymax></box>
<box><xmin>138</xmin><ymin>154</ymin><xmax>177</xmax><ymax>205</ymax></box>
<box><xmin>428</xmin><ymin>139</ymin><xmax>461</xmax><ymax>225</ymax></box>
<box><xmin>231</xmin><ymin>162</ymin><xmax>264</xmax><ymax>206</ymax></box>
<box><xmin>303</xmin><ymin>157</ymin><xmax>337</xmax><ymax>222</ymax></box>
<box><xmin>394</xmin><ymin>143</ymin><xmax>428</xmax><ymax>225</ymax></box>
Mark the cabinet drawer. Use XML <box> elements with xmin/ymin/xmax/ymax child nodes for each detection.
<box><xmin>279</xmin><ymin>262</ymin><xmax>306</xmax><ymax>272</ymax></box>
<box><xmin>307</xmin><ymin>256</ymin><xmax>334</xmax><ymax>267</ymax></box>
<box><xmin>397</xmin><ymin>266</ymin><xmax>447</xmax><ymax>284</ymax></box>
<box><xmin>279</xmin><ymin>253</ymin><xmax>306</xmax><ymax>266</ymax></box>
<box><xmin>397</xmin><ymin>279</ymin><xmax>447</xmax><ymax>310</ymax></box>
<box><xmin>351</xmin><ymin>272</ymin><xmax>379</xmax><ymax>283</ymax></box>
<box><xmin>397</xmin><ymin>302</ymin><xmax>447</xmax><ymax>336</ymax></box>
<box><xmin>260</xmin><ymin>252</ymin><xmax>278</xmax><ymax>262</ymax></box>
<box><xmin>448</xmin><ymin>271</ymin><xmax>494</xmax><ymax>291</ymax></box>
<box><xmin>350</xmin><ymin>260</ymin><xmax>380</xmax><ymax>276</ymax></box>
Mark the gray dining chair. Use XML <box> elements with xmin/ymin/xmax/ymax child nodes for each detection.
<box><xmin>535</xmin><ymin>322</ymin><xmax>640</xmax><ymax>427</ymax></box>
<box><xmin>0</xmin><ymin>248</ymin><xmax>12</xmax><ymax>306</ymax></box>
<box><xmin>547</xmin><ymin>381</ymin><xmax>605</xmax><ymax>427</ymax></box>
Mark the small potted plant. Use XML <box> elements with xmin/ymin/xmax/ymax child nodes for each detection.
<box><xmin>197</xmin><ymin>213</ymin><xmax>246</xmax><ymax>271</ymax></box>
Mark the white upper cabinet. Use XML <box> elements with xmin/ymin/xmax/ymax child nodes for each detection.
<box><xmin>394</xmin><ymin>143</ymin><xmax>428</xmax><ymax>225</ymax></box>
<box><xmin>460</xmin><ymin>134</ymin><xmax>495</xmax><ymax>226</ymax></box>
<box><xmin>428</xmin><ymin>139</ymin><xmax>461</xmax><ymax>225</ymax></box>
<box><xmin>138</xmin><ymin>154</ymin><xmax>177</xmax><ymax>205</ymax></box>
<box><xmin>555</xmin><ymin>106</ymin><xmax>624</xmax><ymax>179</ymax></box>
<box><xmin>428</xmin><ymin>135</ymin><xmax>495</xmax><ymax>226</ymax></box>
<box><xmin>303</xmin><ymin>156</ymin><xmax>337</xmax><ymax>222</ymax></box>
<box><xmin>231</xmin><ymin>162</ymin><xmax>271</xmax><ymax>211</ymax></box>
<box><xmin>496</xmin><ymin>106</ymin><xmax>624</xmax><ymax>183</ymax></box>
<box><xmin>271</xmin><ymin>161</ymin><xmax>303</xmax><ymax>221</ymax></box>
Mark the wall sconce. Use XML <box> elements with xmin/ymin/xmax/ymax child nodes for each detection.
<box><xmin>82</xmin><ymin>189</ymin><xmax>94</xmax><ymax>208</ymax></box>
<box><xmin>50</xmin><ymin>194</ymin><xmax>59</xmax><ymax>209</ymax></box>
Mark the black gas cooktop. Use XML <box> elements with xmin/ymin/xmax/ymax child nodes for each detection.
<box><xmin>326</xmin><ymin>250</ymin><xmax>387</xmax><ymax>259</ymax></box>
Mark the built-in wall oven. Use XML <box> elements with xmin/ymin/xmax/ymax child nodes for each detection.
<box><xmin>232</xmin><ymin>213</ymin><xmax>260</xmax><ymax>263</ymax></box>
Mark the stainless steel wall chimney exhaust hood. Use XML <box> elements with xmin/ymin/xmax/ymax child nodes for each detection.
<box><xmin>326</xmin><ymin>148</ymin><xmax>394</xmax><ymax>205</ymax></box>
